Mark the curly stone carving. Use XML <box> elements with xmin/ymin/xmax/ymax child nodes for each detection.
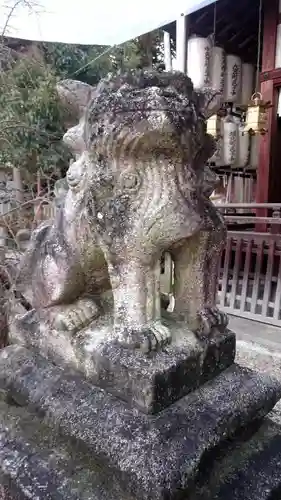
<box><xmin>18</xmin><ymin>70</ymin><xmax>228</xmax><ymax>352</ymax></box>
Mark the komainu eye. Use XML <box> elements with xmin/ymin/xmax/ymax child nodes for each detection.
<box><xmin>123</xmin><ymin>173</ymin><xmax>139</xmax><ymax>189</ymax></box>
<box><xmin>119</xmin><ymin>170</ymin><xmax>142</xmax><ymax>192</ymax></box>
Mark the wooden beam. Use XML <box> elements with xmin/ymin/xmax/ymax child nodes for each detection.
<box><xmin>228</xmin><ymin>13</ymin><xmax>258</xmax><ymax>44</ymax></box>
<box><xmin>256</xmin><ymin>82</ymin><xmax>276</xmax><ymax>209</ymax></box>
<box><xmin>163</xmin><ymin>31</ymin><xmax>172</xmax><ymax>71</ymax></box>
<box><xmin>225</xmin><ymin>216</ymin><xmax>281</xmax><ymax>224</ymax></box>
<box><xmin>194</xmin><ymin>11</ymin><xmax>209</xmax><ymax>24</ymax></box>
<box><xmin>239</xmin><ymin>34</ymin><xmax>255</xmax><ymax>48</ymax></box>
<box><xmin>256</xmin><ymin>0</ymin><xmax>279</xmax><ymax>230</ymax></box>
<box><xmin>261</xmin><ymin>0</ymin><xmax>279</xmax><ymax>72</ymax></box>
<box><xmin>260</xmin><ymin>67</ymin><xmax>281</xmax><ymax>83</ymax></box>
<box><xmin>176</xmin><ymin>14</ymin><xmax>188</xmax><ymax>73</ymax></box>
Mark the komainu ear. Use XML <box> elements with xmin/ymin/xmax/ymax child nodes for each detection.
<box><xmin>194</xmin><ymin>88</ymin><xmax>223</xmax><ymax>119</ymax></box>
<box><xmin>56</xmin><ymin>79</ymin><xmax>96</xmax><ymax>121</ymax></box>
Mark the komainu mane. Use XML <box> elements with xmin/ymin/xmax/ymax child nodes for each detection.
<box><xmin>19</xmin><ymin>70</ymin><xmax>228</xmax><ymax>352</ymax></box>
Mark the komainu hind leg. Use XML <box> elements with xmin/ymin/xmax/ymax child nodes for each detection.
<box><xmin>172</xmin><ymin>210</ymin><xmax>228</xmax><ymax>338</ymax></box>
<box><xmin>20</xmin><ymin>224</ymin><xmax>101</xmax><ymax>335</ymax></box>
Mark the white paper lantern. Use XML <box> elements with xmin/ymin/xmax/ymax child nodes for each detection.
<box><xmin>237</xmin><ymin>123</ymin><xmax>250</xmax><ymax>167</ymax></box>
<box><xmin>250</xmin><ymin>135</ymin><xmax>259</xmax><ymax>169</ymax></box>
<box><xmin>233</xmin><ymin>175</ymin><xmax>244</xmax><ymax>203</ymax></box>
<box><xmin>223</xmin><ymin>114</ymin><xmax>238</xmax><ymax>165</ymax></box>
<box><xmin>243</xmin><ymin>176</ymin><xmax>255</xmax><ymax>203</ymax></box>
<box><xmin>211</xmin><ymin>137</ymin><xmax>224</xmax><ymax>166</ymax></box>
<box><xmin>211</xmin><ymin>46</ymin><xmax>225</xmax><ymax>94</ymax></box>
<box><xmin>187</xmin><ymin>36</ymin><xmax>212</xmax><ymax>89</ymax></box>
<box><xmin>224</xmin><ymin>54</ymin><xmax>242</xmax><ymax>103</ymax></box>
<box><xmin>209</xmin><ymin>121</ymin><xmax>224</xmax><ymax>166</ymax></box>
<box><xmin>0</xmin><ymin>227</ymin><xmax>7</xmax><ymax>247</ymax></box>
<box><xmin>241</xmin><ymin>63</ymin><xmax>255</xmax><ymax>106</ymax></box>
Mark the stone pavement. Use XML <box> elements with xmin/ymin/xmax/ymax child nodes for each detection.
<box><xmin>230</xmin><ymin>315</ymin><xmax>281</xmax><ymax>424</ymax></box>
<box><xmin>230</xmin><ymin>315</ymin><xmax>281</xmax><ymax>353</ymax></box>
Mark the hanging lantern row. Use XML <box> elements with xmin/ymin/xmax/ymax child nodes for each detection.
<box><xmin>207</xmin><ymin>93</ymin><xmax>272</xmax><ymax>140</ymax></box>
<box><xmin>187</xmin><ymin>36</ymin><xmax>253</xmax><ymax>105</ymax></box>
<box><xmin>207</xmin><ymin>109</ymin><xmax>261</xmax><ymax>169</ymax></box>
<box><xmin>189</xmin><ymin>0</ymin><xmax>271</xmax><ymax>139</ymax></box>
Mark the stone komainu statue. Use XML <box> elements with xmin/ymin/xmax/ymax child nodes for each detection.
<box><xmin>19</xmin><ymin>70</ymin><xmax>228</xmax><ymax>352</ymax></box>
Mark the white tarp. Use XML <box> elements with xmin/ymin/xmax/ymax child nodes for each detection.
<box><xmin>0</xmin><ymin>0</ymin><xmax>216</xmax><ymax>46</ymax></box>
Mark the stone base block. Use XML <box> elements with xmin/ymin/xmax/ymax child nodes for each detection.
<box><xmin>10</xmin><ymin>311</ymin><xmax>235</xmax><ymax>413</ymax></box>
<box><xmin>0</xmin><ymin>400</ymin><xmax>129</xmax><ymax>500</ymax></box>
<box><xmin>0</xmin><ymin>346</ymin><xmax>280</xmax><ymax>500</ymax></box>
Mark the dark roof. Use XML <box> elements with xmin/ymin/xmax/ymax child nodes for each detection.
<box><xmin>162</xmin><ymin>0</ymin><xmax>262</xmax><ymax>64</ymax></box>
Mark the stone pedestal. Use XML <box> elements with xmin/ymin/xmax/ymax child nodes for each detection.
<box><xmin>1</xmin><ymin>321</ymin><xmax>281</xmax><ymax>500</ymax></box>
<box><xmin>10</xmin><ymin>311</ymin><xmax>235</xmax><ymax>413</ymax></box>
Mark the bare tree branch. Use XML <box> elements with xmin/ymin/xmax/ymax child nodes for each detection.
<box><xmin>1</xmin><ymin>0</ymin><xmax>24</xmax><ymax>38</ymax></box>
<box><xmin>1</xmin><ymin>0</ymin><xmax>42</xmax><ymax>38</ymax></box>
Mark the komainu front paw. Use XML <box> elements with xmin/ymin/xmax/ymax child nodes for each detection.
<box><xmin>118</xmin><ymin>320</ymin><xmax>172</xmax><ymax>354</ymax></box>
<box><xmin>53</xmin><ymin>298</ymin><xmax>99</xmax><ymax>333</ymax></box>
<box><xmin>195</xmin><ymin>306</ymin><xmax>228</xmax><ymax>338</ymax></box>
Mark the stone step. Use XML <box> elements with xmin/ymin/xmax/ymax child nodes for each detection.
<box><xmin>0</xmin><ymin>345</ymin><xmax>280</xmax><ymax>500</ymax></box>
<box><xmin>0</xmin><ymin>399</ymin><xmax>131</xmax><ymax>500</ymax></box>
<box><xmin>1</xmin><ymin>401</ymin><xmax>281</xmax><ymax>500</ymax></box>
<box><xmin>193</xmin><ymin>417</ymin><xmax>281</xmax><ymax>500</ymax></box>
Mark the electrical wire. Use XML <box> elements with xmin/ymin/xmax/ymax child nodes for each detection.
<box><xmin>71</xmin><ymin>44</ymin><xmax>117</xmax><ymax>77</ymax></box>
<box><xmin>255</xmin><ymin>0</ymin><xmax>262</xmax><ymax>92</ymax></box>
<box><xmin>213</xmin><ymin>0</ymin><xmax>217</xmax><ymax>45</ymax></box>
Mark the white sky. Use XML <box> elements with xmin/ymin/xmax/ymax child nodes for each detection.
<box><xmin>0</xmin><ymin>0</ymin><xmax>215</xmax><ymax>46</ymax></box>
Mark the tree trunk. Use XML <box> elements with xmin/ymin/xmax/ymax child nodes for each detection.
<box><xmin>12</xmin><ymin>167</ymin><xmax>24</xmax><ymax>203</ymax></box>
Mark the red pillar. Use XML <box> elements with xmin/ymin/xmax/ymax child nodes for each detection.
<box><xmin>256</xmin><ymin>0</ymin><xmax>279</xmax><ymax>216</ymax></box>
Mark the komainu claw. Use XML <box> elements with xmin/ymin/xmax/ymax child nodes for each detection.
<box><xmin>195</xmin><ymin>306</ymin><xmax>228</xmax><ymax>338</ymax></box>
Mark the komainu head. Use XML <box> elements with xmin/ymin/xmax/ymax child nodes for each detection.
<box><xmin>58</xmin><ymin>70</ymin><xmax>221</xmax><ymax>163</ymax></box>
<box><xmin>57</xmin><ymin>70</ymin><xmax>222</xmax><ymax>261</ymax></box>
